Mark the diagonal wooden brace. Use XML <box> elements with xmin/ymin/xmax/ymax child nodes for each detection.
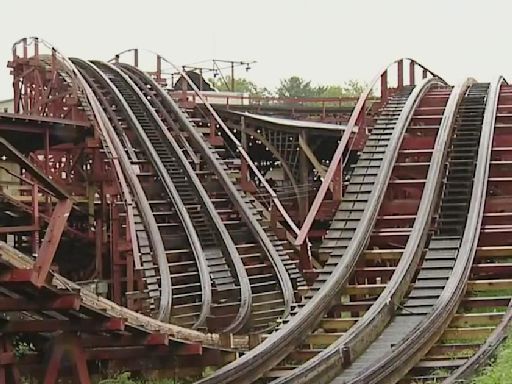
<box><xmin>33</xmin><ymin>199</ymin><xmax>72</xmax><ymax>287</ymax></box>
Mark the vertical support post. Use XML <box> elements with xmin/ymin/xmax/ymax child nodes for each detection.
<box><xmin>380</xmin><ymin>70</ymin><xmax>388</xmax><ymax>102</ymax></box>
<box><xmin>269</xmin><ymin>204</ymin><xmax>278</xmax><ymax>230</ymax></box>
<box><xmin>111</xmin><ymin>204</ymin><xmax>121</xmax><ymax>304</ymax></box>
<box><xmin>95</xmin><ymin>214</ymin><xmax>103</xmax><ymax>279</ymax></box>
<box><xmin>397</xmin><ymin>59</ymin><xmax>404</xmax><ymax>89</ymax></box>
<box><xmin>32</xmin><ymin>183</ymin><xmax>39</xmax><ymax>256</ymax></box>
<box><xmin>409</xmin><ymin>60</ymin><xmax>416</xmax><ymax>86</ymax></box>
<box><xmin>299</xmin><ymin>242</ymin><xmax>313</xmax><ymax>273</ymax></box>
<box><xmin>44</xmin><ymin>127</ymin><xmax>51</xmax><ymax>213</ymax></box>
<box><xmin>240</xmin><ymin>116</ymin><xmax>250</xmax><ymax>191</ymax></box>
<box><xmin>43</xmin><ymin>334</ymin><xmax>91</xmax><ymax>384</ymax></box>
<box><xmin>209</xmin><ymin>115</ymin><xmax>217</xmax><ymax>144</ymax></box>
<box><xmin>230</xmin><ymin>61</ymin><xmax>235</xmax><ymax>91</ymax></box>
<box><xmin>332</xmin><ymin>162</ymin><xmax>342</xmax><ymax>201</ymax></box>
<box><xmin>134</xmin><ymin>49</ymin><xmax>139</xmax><ymax>68</ymax></box>
<box><xmin>34</xmin><ymin>37</ymin><xmax>39</xmax><ymax>65</ymax></box>
<box><xmin>298</xmin><ymin>129</ymin><xmax>309</xmax><ymax>225</ymax></box>
<box><xmin>156</xmin><ymin>55</ymin><xmax>162</xmax><ymax>84</ymax></box>
<box><xmin>22</xmin><ymin>38</ymin><xmax>27</xmax><ymax>59</ymax></box>
<box><xmin>0</xmin><ymin>337</ymin><xmax>21</xmax><ymax>384</ymax></box>
<box><xmin>422</xmin><ymin>68</ymin><xmax>428</xmax><ymax>79</ymax></box>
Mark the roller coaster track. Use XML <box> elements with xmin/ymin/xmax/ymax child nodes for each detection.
<box><xmin>73</xmin><ymin>58</ymin><xmax>225</xmax><ymax>330</ymax></box>
<box><xmin>89</xmin><ymin>59</ymin><xmax>250</xmax><ymax>333</ymax></box>
<box><xmin>115</xmin><ymin>62</ymin><xmax>299</xmax><ymax>332</ymax></box>
<box><xmin>397</xmin><ymin>80</ymin><xmax>510</xmax><ymax>384</ymax></box>
<box><xmin>196</xmin><ymin>73</ymin><xmax>443</xmax><ymax>383</ymax></box>
<box><xmin>8</xmin><ymin>38</ymin><xmax>512</xmax><ymax>383</ymax></box>
<box><xmin>70</xmin><ymin>57</ymin><xmax>178</xmax><ymax>323</ymax></box>
<box><xmin>26</xmin><ymin>48</ymin><xmax>173</xmax><ymax>321</ymax></box>
<box><xmin>265</xmin><ymin>80</ymin><xmax>469</xmax><ymax>383</ymax></box>
<box><xmin>341</xmin><ymin>79</ymin><xmax>502</xmax><ymax>384</ymax></box>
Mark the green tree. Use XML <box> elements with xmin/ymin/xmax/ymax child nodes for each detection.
<box><xmin>209</xmin><ymin>76</ymin><xmax>266</xmax><ymax>95</ymax></box>
<box><xmin>276</xmin><ymin>76</ymin><xmax>316</xmax><ymax>98</ymax></box>
<box><xmin>342</xmin><ymin>80</ymin><xmax>366</xmax><ymax>96</ymax></box>
<box><xmin>276</xmin><ymin>77</ymin><xmax>367</xmax><ymax>98</ymax></box>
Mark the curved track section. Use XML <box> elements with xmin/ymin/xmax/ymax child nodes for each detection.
<box><xmin>72</xmin><ymin>58</ymin><xmax>214</xmax><ymax>328</ymax></box>
<box><xmin>346</xmin><ymin>79</ymin><xmax>502</xmax><ymax>384</ymax></box>
<box><xmin>93</xmin><ymin>60</ymin><xmax>251</xmax><ymax>333</ymax></box>
<box><xmin>57</xmin><ymin>56</ymin><xmax>174</xmax><ymax>322</ymax></box>
<box><xmin>197</xmin><ymin>78</ymin><xmax>440</xmax><ymax>384</ymax></box>
<box><xmin>116</xmin><ymin>62</ymin><xmax>298</xmax><ymax>332</ymax></box>
<box><xmin>271</xmin><ymin>80</ymin><xmax>469</xmax><ymax>383</ymax></box>
<box><xmin>397</xmin><ymin>79</ymin><xmax>511</xmax><ymax>384</ymax></box>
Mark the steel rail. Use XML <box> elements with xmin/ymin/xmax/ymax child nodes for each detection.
<box><xmin>295</xmin><ymin>59</ymin><xmax>441</xmax><ymax>247</ymax></box>
<box><xmin>76</xmin><ymin>58</ymin><xmax>213</xmax><ymax>328</ymax></box>
<box><xmin>442</xmin><ymin>298</ymin><xmax>512</xmax><ymax>383</ymax></box>
<box><xmin>110</xmin><ymin>49</ymin><xmax>299</xmax><ymax>236</ymax></box>
<box><xmin>350</xmin><ymin>77</ymin><xmax>504</xmax><ymax>384</ymax></box>
<box><xmin>104</xmin><ymin>61</ymin><xmax>250</xmax><ymax>334</ymax></box>
<box><xmin>69</xmin><ymin>58</ymin><xmax>174</xmax><ymax>321</ymax></box>
<box><xmin>116</xmin><ymin>64</ymin><xmax>253</xmax><ymax>333</ymax></box>
<box><xmin>275</xmin><ymin>80</ymin><xmax>468</xmax><ymax>383</ymax></box>
<box><xmin>196</xmin><ymin>77</ymin><xmax>437</xmax><ymax>384</ymax></box>
<box><xmin>118</xmin><ymin>63</ymin><xmax>295</xmax><ymax>326</ymax></box>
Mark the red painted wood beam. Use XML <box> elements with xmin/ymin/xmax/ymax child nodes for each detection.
<box><xmin>86</xmin><ymin>345</ymin><xmax>169</xmax><ymax>360</ymax></box>
<box><xmin>176</xmin><ymin>342</ymin><xmax>203</xmax><ymax>356</ymax></box>
<box><xmin>33</xmin><ymin>199</ymin><xmax>72</xmax><ymax>287</ymax></box>
<box><xmin>0</xmin><ymin>294</ymin><xmax>80</xmax><ymax>311</ymax></box>
<box><xmin>0</xmin><ymin>317</ymin><xmax>124</xmax><ymax>333</ymax></box>
<box><xmin>0</xmin><ymin>269</ymin><xmax>37</xmax><ymax>284</ymax></box>
<box><xmin>0</xmin><ymin>225</ymin><xmax>38</xmax><ymax>234</ymax></box>
<box><xmin>80</xmin><ymin>333</ymin><xmax>169</xmax><ymax>348</ymax></box>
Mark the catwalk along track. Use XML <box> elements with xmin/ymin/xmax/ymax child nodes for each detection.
<box><xmin>4</xmin><ymin>38</ymin><xmax>512</xmax><ymax>384</ymax></box>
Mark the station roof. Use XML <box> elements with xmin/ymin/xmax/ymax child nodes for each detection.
<box><xmin>224</xmin><ymin>111</ymin><xmax>357</xmax><ymax>135</ymax></box>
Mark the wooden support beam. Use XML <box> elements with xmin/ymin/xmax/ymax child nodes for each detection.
<box><xmin>33</xmin><ymin>199</ymin><xmax>72</xmax><ymax>287</ymax></box>
<box><xmin>0</xmin><ymin>317</ymin><xmax>124</xmax><ymax>333</ymax></box>
<box><xmin>0</xmin><ymin>337</ymin><xmax>20</xmax><ymax>384</ymax></box>
<box><xmin>81</xmin><ymin>333</ymin><xmax>168</xmax><ymax>348</ymax></box>
<box><xmin>0</xmin><ymin>269</ymin><xmax>37</xmax><ymax>284</ymax></box>
<box><xmin>0</xmin><ymin>294</ymin><xmax>80</xmax><ymax>311</ymax></box>
<box><xmin>298</xmin><ymin>134</ymin><xmax>326</xmax><ymax>179</ymax></box>
<box><xmin>0</xmin><ymin>225</ymin><xmax>38</xmax><ymax>234</ymax></box>
<box><xmin>86</xmin><ymin>345</ymin><xmax>169</xmax><ymax>360</ymax></box>
<box><xmin>176</xmin><ymin>342</ymin><xmax>202</xmax><ymax>356</ymax></box>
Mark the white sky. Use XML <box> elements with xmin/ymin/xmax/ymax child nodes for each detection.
<box><xmin>0</xmin><ymin>0</ymin><xmax>510</xmax><ymax>99</ymax></box>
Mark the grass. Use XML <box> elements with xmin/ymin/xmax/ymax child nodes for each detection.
<box><xmin>98</xmin><ymin>372</ymin><xmax>196</xmax><ymax>384</ymax></box>
<box><xmin>471</xmin><ymin>334</ymin><xmax>512</xmax><ymax>383</ymax></box>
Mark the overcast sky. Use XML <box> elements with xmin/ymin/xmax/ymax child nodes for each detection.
<box><xmin>0</xmin><ymin>0</ymin><xmax>510</xmax><ymax>99</ymax></box>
